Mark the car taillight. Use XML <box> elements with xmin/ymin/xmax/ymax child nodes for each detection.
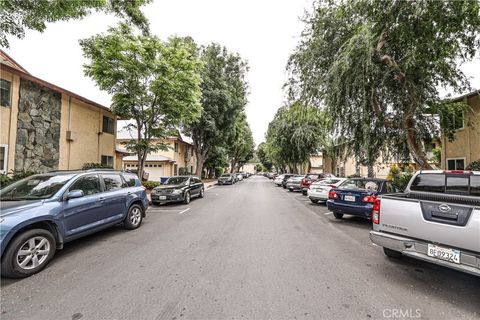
<box><xmin>328</xmin><ymin>191</ymin><xmax>338</xmax><ymax>199</ymax></box>
<box><xmin>372</xmin><ymin>199</ymin><xmax>381</xmax><ymax>224</ymax></box>
<box><xmin>362</xmin><ymin>195</ymin><xmax>376</xmax><ymax>203</ymax></box>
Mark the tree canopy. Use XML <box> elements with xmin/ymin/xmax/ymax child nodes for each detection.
<box><xmin>265</xmin><ymin>102</ymin><xmax>329</xmax><ymax>173</ymax></box>
<box><xmin>80</xmin><ymin>24</ymin><xmax>202</xmax><ymax>179</ymax></box>
<box><xmin>184</xmin><ymin>43</ymin><xmax>249</xmax><ymax>177</ymax></box>
<box><xmin>0</xmin><ymin>0</ymin><xmax>151</xmax><ymax>48</ymax></box>
<box><xmin>287</xmin><ymin>0</ymin><xmax>480</xmax><ymax>169</ymax></box>
<box><xmin>226</xmin><ymin>112</ymin><xmax>255</xmax><ymax>172</ymax></box>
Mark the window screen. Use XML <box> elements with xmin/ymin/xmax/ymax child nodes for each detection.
<box><xmin>102</xmin><ymin>116</ymin><xmax>115</xmax><ymax>134</ymax></box>
<box><xmin>0</xmin><ymin>79</ymin><xmax>11</xmax><ymax>107</ymax></box>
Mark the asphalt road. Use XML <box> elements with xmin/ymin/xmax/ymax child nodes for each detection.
<box><xmin>1</xmin><ymin>176</ymin><xmax>479</xmax><ymax>320</ymax></box>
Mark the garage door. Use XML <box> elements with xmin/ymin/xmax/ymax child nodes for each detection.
<box><xmin>144</xmin><ymin>164</ymin><xmax>164</xmax><ymax>182</ymax></box>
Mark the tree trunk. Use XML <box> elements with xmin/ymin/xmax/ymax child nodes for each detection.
<box><xmin>367</xmin><ymin>165</ymin><xmax>374</xmax><ymax>178</ymax></box>
<box><xmin>404</xmin><ymin>116</ymin><xmax>432</xmax><ymax>169</ymax></box>
<box><xmin>195</xmin><ymin>151</ymin><xmax>205</xmax><ymax>177</ymax></box>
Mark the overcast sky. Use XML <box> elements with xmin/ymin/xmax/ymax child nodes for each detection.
<box><xmin>3</xmin><ymin>0</ymin><xmax>479</xmax><ymax>146</ymax></box>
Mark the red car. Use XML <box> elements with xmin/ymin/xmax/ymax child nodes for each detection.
<box><xmin>301</xmin><ymin>173</ymin><xmax>336</xmax><ymax>195</ymax></box>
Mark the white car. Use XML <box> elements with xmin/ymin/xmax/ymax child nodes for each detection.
<box><xmin>307</xmin><ymin>178</ymin><xmax>347</xmax><ymax>203</ymax></box>
<box><xmin>274</xmin><ymin>174</ymin><xmax>285</xmax><ymax>186</ymax></box>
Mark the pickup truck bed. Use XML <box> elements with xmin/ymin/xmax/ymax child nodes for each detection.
<box><xmin>370</xmin><ymin>171</ymin><xmax>480</xmax><ymax>277</ymax></box>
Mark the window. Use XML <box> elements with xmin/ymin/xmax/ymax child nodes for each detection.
<box><xmin>446</xmin><ymin>158</ymin><xmax>465</xmax><ymax>171</ymax></box>
<box><xmin>122</xmin><ymin>173</ymin><xmax>139</xmax><ymax>187</ymax></box>
<box><xmin>411</xmin><ymin>174</ymin><xmax>446</xmax><ymax>193</ymax></box>
<box><xmin>174</xmin><ymin>164</ymin><xmax>178</xmax><ymax>175</ymax></box>
<box><xmin>101</xmin><ymin>155</ymin><xmax>114</xmax><ymax>168</ymax></box>
<box><xmin>0</xmin><ymin>79</ymin><xmax>11</xmax><ymax>107</ymax></box>
<box><xmin>69</xmin><ymin>175</ymin><xmax>101</xmax><ymax>196</ymax></box>
<box><xmin>101</xmin><ymin>174</ymin><xmax>126</xmax><ymax>191</ymax></box>
<box><xmin>174</xmin><ymin>142</ymin><xmax>179</xmax><ymax>153</ymax></box>
<box><xmin>471</xmin><ymin>176</ymin><xmax>480</xmax><ymax>196</ymax></box>
<box><xmin>0</xmin><ymin>144</ymin><xmax>7</xmax><ymax>173</ymax></box>
<box><xmin>446</xmin><ymin>176</ymin><xmax>469</xmax><ymax>195</ymax></box>
<box><xmin>102</xmin><ymin>116</ymin><xmax>115</xmax><ymax>134</ymax></box>
<box><xmin>448</xmin><ymin>110</ymin><xmax>464</xmax><ymax>130</ymax></box>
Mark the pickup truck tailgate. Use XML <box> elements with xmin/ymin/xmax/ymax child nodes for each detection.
<box><xmin>378</xmin><ymin>197</ymin><xmax>480</xmax><ymax>253</ymax></box>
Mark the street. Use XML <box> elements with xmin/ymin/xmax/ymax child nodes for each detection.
<box><xmin>1</xmin><ymin>176</ymin><xmax>479</xmax><ymax>320</ymax></box>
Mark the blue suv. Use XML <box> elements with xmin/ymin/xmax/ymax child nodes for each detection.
<box><xmin>0</xmin><ymin>170</ymin><xmax>149</xmax><ymax>278</ymax></box>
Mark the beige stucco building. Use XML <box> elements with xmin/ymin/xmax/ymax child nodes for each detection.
<box><xmin>441</xmin><ymin>91</ymin><xmax>480</xmax><ymax>170</ymax></box>
<box><xmin>0</xmin><ymin>50</ymin><xmax>119</xmax><ymax>174</ymax></box>
<box><xmin>117</xmin><ymin>134</ymin><xmax>197</xmax><ymax>182</ymax></box>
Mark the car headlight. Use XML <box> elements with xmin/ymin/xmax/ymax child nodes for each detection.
<box><xmin>172</xmin><ymin>189</ymin><xmax>182</xmax><ymax>195</ymax></box>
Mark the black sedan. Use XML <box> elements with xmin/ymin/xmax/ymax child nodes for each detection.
<box><xmin>151</xmin><ymin>176</ymin><xmax>204</xmax><ymax>205</ymax></box>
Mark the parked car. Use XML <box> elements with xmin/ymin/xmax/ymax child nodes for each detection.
<box><xmin>274</xmin><ymin>174</ymin><xmax>285</xmax><ymax>186</ymax></box>
<box><xmin>281</xmin><ymin>174</ymin><xmax>295</xmax><ymax>189</ymax></box>
<box><xmin>235</xmin><ymin>173</ymin><xmax>244</xmax><ymax>181</ymax></box>
<box><xmin>218</xmin><ymin>173</ymin><xmax>235</xmax><ymax>185</ymax></box>
<box><xmin>301</xmin><ymin>173</ymin><xmax>336</xmax><ymax>195</ymax></box>
<box><xmin>370</xmin><ymin>170</ymin><xmax>480</xmax><ymax>277</ymax></box>
<box><xmin>0</xmin><ymin>170</ymin><xmax>148</xmax><ymax>278</ymax></box>
<box><xmin>286</xmin><ymin>175</ymin><xmax>304</xmax><ymax>192</ymax></box>
<box><xmin>327</xmin><ymin>178</ymin><xmax>395</xmax><ymax>219</ymax></box>
<box><xmin>307</xmin><ymin>178</ymin><xmax>347</xmax><ymax>203</ymax></box>
<box><xmin>151</xmin><ymin>175</ymin><xmax>204</xmax><ymax>205</ymax></box>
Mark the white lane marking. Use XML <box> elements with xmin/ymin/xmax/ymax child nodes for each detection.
<box><xmin>178</xmin><ymin>208</ymin><xmax>191</xmax><ymax>215</ymax></box>
<box><xmin>324</xmin><ymin>212</ymin><xmax>333</xmax><ymax>215</ymax></box>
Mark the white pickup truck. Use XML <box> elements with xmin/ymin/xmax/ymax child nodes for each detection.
<box><xmin>370</xmin><ymin>170</ymin><xmax>480</xmax><ymax>276</ymax></box>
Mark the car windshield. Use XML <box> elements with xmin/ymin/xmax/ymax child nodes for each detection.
<box><xmin>338</xmin><ymin>179</ymin><xmax>380</xmax><ymax>191</ymax></box>
<box><xmin>0</xmin><ymin>174</ymin><xmax>75</xmax><ymax>200</ymax></box>
<box><xmin>221</xmin><ymin>174</ymin><xmax>231</xmax><ymax>177</ymax></box>
<box><xmin>165</xmin><ymin>177</ymin><xmax>189</xmax><ymax>185</ymax></box>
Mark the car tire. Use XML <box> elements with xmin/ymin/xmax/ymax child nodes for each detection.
<box><xmin>333</xmin><ymin>212</ymin><xmax>344</xmax><ymax>219</ymax></box>
<box><xmin>1</xmin><ymin>228</ymin><xmax>56</xmax><ymax>278</ymax></box>
<box><xmin>302</xmin><ymin>190</ymin><xmax>307</xmax><ymax>196</ymax></box>
<box><xmin>183</xmin><ymin>191</ymin><xmax>191</xmax><ymax>204</ymax></box>
<box><xmin>199</xmin><ymin>188</ymin><xmax>205</xmax><ymax>198</ymax></box>
<box><xmin>124</xmin><ymin>204</ymin><xmax>143</xmax><ymax>230</ymax></box>
<box><xmin>383</xmin><ymin>248</ymin><xmax>402</xmax><ymax>259</ymax></box>
<box><xmin>310</xmin><ymin>199</ymin><xmax>319</xmax><ymax>204</ymax></box>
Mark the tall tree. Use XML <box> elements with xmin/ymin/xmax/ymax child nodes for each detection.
<box><xmin>0</xmin><ymin>0</ymin><xmax>151</xmax><ymax>48</ymax></box>
<box><xmin>185</xmin><ymin>43</ymin><xmax>249</xmax><ymax>177</ymax></box>
<box><xmin>227</xmin><ymin>112</ymin><xmax>255</xmax><ymax>172</ymax></box>
<box><xmin>265</xmin><ymin>102</ymin><xmax>329</xmax><ymax>173</ymax></box>
<box><xmin>80</xmin><ymin>24</ymin><xmax>202</xmax><ymax>179</ymax></box>
<box><xmin>287</xmin><ymin>0</ymin><xmax>480</xmax><ymax>169</ymax></box>
<box><xmin>256</xmin><ymin>142</ymin><xmax>273</xmax><ymax>172</ymax></box>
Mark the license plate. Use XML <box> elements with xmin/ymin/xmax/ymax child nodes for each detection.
<box><xmin>344</xmin><ymin>195</ymin><xmax>355</xmax><ymax>202</ymax></box>
<box><xmin>159</xmin><ymin>196</ymin><xmax>167</xmax><ymax>200</ymax></box>
<box><xmin>427</xmin><ymin>244</ymin><xmax>460</xmax><ymax>264</ymax></box>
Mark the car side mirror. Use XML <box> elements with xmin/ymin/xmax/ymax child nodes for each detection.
<box><xmin>65</xmin><ymin>190</ymin><xmax>84</xmax><ymax>200</ymax></box>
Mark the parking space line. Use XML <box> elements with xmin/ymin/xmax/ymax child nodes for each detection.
<box><xmin>178</xmin><ymin>208</ymin><xmax>191</xmax><ymax>215</ymax></box>
<box><xmin>324</xmin><ymin>212</ymin><xmax>333</xmax><ymax>215</ymax></box>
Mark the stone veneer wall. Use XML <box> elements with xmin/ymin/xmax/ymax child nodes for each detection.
<box><xmin>15</xmin><ymin>79</ymin><xmax>62</xmax><ymax>172</ymax></box>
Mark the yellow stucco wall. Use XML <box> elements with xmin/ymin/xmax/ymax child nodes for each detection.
<box><xmin>58</xmin><ymin>96</ymin><xmax>117</xmax><ymax>170</ymax></box>
<box><xmin>442</xmin><ymin>94</ymin><xmax>480</xmax><ymax>168</ymax></box>
<box><xmin>0</xmin><ymin>70</ymin><xmax>20</xmax><ymax>172</ymax></box>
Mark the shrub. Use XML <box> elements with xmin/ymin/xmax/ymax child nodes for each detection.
<box><xmin>387</xmin><ymin>165</ymin><xmax>413</xmax><ymax>192</ymax></box>
<box><xmin>142</xmin><ymin>180</ymin><xmax>161</xmax><ymax>190</ymax></box>
<box><xmin>466</xmin><ymin>160</ymin><xmax>480</xmax><ymax>171</ymax></box>
<box><xmin>82</xmin><ymin>163</ymin><xmax>113</xmax><ymax>170</ymax></box>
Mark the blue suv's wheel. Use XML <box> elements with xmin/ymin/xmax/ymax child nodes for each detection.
<box><xmin>1</xmin><ymin>229</ymin><xmax>56</xmax><ymax>278</ymax></box>
<box><xmin>124</xmin><ymin>204</ymin><xmax>143</xmax><ymax>230</ymax></box>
